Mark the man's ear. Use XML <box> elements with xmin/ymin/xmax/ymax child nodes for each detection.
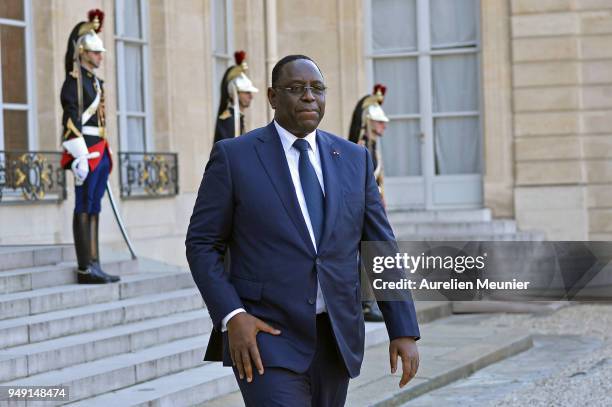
<box><xmin>267</xmin><ymin>87</ymin><xmax>277</xmax><ymax>109</ymax></box>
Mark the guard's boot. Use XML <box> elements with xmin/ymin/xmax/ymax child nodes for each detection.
<box><xmin>362</xmin><ymin>300</ymin><xmax>384</xmax><ymax>322</ymax></box>
<box><xmin>73</xmin><ymin>212</ymin><xmax>115</xmax><ymax>284</ymax></box>
<box><xmin>89</xmin><ymin>213</ymin><xmax>120</xmax><ymax>283</ymax></box>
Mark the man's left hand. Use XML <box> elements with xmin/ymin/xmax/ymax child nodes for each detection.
<box><xmin>389</xmin><ymin>337</ymin><xmax>419</xmax><ymax>387</ymax></box>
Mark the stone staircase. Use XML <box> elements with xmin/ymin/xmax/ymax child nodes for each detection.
<box><xmin>388</xmin><ymin>208</ymin><xmax>545</xmax><ymax>241</ymax></box>
<box><xmin>0</xmin><ymin>245</ymin><xmax>451</xmax><ymax>406</ymax></box>
<box><xmin>0</xmin><ymin>246</ymin><xmax>213</xmax><ymax>404</ymax></box>
<box><xmin>0</xmin><ymin>214</ymin><xmax>535</xmax><ymax>407</ymax></box>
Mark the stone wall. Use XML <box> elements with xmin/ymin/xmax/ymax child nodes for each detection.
<box><xmin>5</xmin><ymin>0</ymin><xmax>607</xmax><ymax>266</ymax></box>
<box><xmin>511</xmin><ymin>0</ymin><xmax>612</xmax><ymax>240</ymax></box>
<box><xmin>1</xmin><ymin>0</ymin><xmax>368</xmax><ymax>267</ymax></box>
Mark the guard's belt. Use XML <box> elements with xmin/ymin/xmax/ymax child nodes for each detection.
<box><xmin>82</xmin><ymin>126</ymin><xmax>103</xmax><ymax>136</ymax></box>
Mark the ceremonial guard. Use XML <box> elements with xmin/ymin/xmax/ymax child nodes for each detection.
<box><xmin>60</xmin><ymin>9</ymin><xmax>120</xmax><ymax>284</ymax></box>
<box><xmin>349</xmin><ymin>84</ymin><xmax>390</xmax><ymax>321</ymax></box>
<box><xmin>213</xmin><ymin>51</ymin><xmax>259</xmax><ymax>143</ymax></box>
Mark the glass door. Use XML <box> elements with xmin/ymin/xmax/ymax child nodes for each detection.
<box><xmin>366</xmin><ymin>0</ymin><xmax>483</xmax><ymax>210</ymax></box>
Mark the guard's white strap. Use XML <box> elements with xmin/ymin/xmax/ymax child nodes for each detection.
<box><xmin>72</xmin><ymin>151</ymin><xmax>100</xmax><ymax>167</ymax></box>
<box><xmin>82</xmin><ymin>77</ymin><xmax>101</xmax><ymax>125</ymax></box>
<box><xmin>373</xmin><ymin>148</ymin><xmax>383</xmax><ymax>180</ymax></box>
<box><xmin>82</xmin><ymin>126</ymin><xmax>100</xmax><ymax>136</ymax></box>
<box><xmin>233</xmin><ymin>86</ymin><xmax>240</xmax><ymax>138</ymax></box>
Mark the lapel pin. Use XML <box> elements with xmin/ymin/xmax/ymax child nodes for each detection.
<box><xmin>332</xmin><ymin>150</ymin><xmax>340</xmax><ymax>157</ymax></box>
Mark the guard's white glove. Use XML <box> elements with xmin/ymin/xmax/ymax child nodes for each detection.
<box><xmin>71</xmin><ymin>155</ymin><xmax>90</xmax><ymax>185</ymax></box>
<box><xmin>62</xmin><ymin>138</ymin><xmax>100</xmax><ymax>186</ymax></box>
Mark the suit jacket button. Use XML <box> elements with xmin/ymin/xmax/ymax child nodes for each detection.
<box><xmin>315</xmin><ymin>258</ymin><xmax>321</xmax><ymax>265</ymax></box>
<box><xmin>308</xmin><ymin>298</ymin><xmax>315</xmax><ymax>305</ymax></box>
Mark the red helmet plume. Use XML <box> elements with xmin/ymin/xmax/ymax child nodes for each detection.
<box><xmin>87</xmin><ymin>9</ymin><xmax>105</xmax><ymax>33</ymax></box>
<box><xmin>373</xmin><ymin>84</ymin><xmax>386</xmax><ymax>104</ymax></box>
<box><xmin>234</xmin><ymin>51</ymin><xmax>247</xmax><ymax>65</ymax></box>
<box><xmin>373</xmin><ymin>83</ymin><xmax>386</xmax><ymax>96</ymax></box>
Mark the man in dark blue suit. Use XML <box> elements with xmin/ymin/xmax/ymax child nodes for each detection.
<box><xmin>186</xmin><ymin>55</ymin><xmax>420</xmax><ymax>406</ymax></box>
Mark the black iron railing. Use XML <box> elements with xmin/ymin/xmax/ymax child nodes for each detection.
<box><xmin>118</xmin><ymin>152</ymin><xmax>179</xmax><ymax>199</ymax></box>
<box><xmin>0</xmin><ymin>151</ymin><xmax>67</xmax><ymax>204</ymax></box>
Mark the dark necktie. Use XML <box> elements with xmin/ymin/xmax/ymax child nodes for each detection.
<box><xmin>293</xmin><ymin>138</ymin><xmax>325</xmax><ymax>247</ymax></box>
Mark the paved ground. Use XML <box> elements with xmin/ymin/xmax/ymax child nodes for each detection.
<box><xmin>204</xmin><ymin>312</ymin><xmax>532</xmax><ymax>407</ymax></box>
<box><xmin>204</xmin><ymin>303</ymin><xmax>612</xmax><ymax>407</ymax></box>
<box><xmin>403</xmin><ymin>303</ymin><xmax>612</xmax><ymax>407</ymax></box>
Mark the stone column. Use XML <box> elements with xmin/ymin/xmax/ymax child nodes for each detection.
<box><xmin>481</xmin><ymin>0</ymin><xmax>515</xmax><ymax>218</ymax></box>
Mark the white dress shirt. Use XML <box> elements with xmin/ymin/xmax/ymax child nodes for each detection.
<box><xmin>221</xmin><ymin>120</ymin><xmax>328</xmax><ymax>331</ymax></box>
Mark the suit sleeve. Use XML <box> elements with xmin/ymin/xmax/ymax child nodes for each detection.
<box><xmin>361</xmin><ymin>148</ymin><xmax>421</xmax><ymax>341</ymax></box>
<box><xmin>186</xmin><ymin>142</ymin><xmax>243</xmax><ymax>329</ymax></box>
<box><xmin>60</xmin><ymin>76</ymin><xmax>82</xmax><ymax>140</ymax></box>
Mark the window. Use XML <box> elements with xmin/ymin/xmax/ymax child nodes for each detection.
<box><xmin>211</xmin><ymin>0</ymin><xmax>233</xmax><ymax>114</ymax></box>
<box><xmin>367</xmin><ymin>0</ymin><xmax>482</xmax><ymax>177</ymax></box>
<box><xmin>0</xmin><ymin>0</ymin><xmax>35</xmax><ymax>151</ymax></box>
<box><xmin>115</xmin><ymin>0</ymin><xmax>152</xmax><ymax>152</ymax></box>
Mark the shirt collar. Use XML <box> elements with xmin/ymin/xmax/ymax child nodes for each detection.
<box><xmin>274</xmin><ymin>120</ymin><xmax>317</xmax><ymax>154</ymax></box>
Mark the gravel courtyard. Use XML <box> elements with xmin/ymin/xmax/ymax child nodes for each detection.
<box><xmin>483</xmin><ymin>303</ymin><xmax>612</xmax><ymax>407</ymax></box>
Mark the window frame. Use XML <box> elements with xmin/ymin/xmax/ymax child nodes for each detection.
<box><xmin>114</xmin><ymin>0</ymin><xmax>153</xmax><ymax>152</ymax></box>
<box><xmin>0</xmin><ymin>0</ymin><xmax>37</xmax><ymax>151</ymax></box>
<box><xmin>211</xmin><ymin>0</ymin><xmax>234</xmax><ymax>115</ymax></box>
<box><xmin>364</xmin><ymin>0</ymin><xmax>484</xmax><ymax>209</ymax></box>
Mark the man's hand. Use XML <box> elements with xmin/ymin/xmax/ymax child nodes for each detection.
<box><xmin>389</xmin><ymin>337</ymin><xmax>419</xmax><ymax>387</ymax></box>
<box><xmin>227</xmin><ymin>312</ymin><xmax>281</xmax><ymax>383</ymax></box>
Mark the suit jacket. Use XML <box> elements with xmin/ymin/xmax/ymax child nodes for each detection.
<box><xmin>186</xmin><ymin>122</ymin><xmax>420</xmax><ymax>378</ymax></box>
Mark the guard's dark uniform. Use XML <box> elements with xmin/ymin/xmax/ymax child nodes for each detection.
<box><xmin>213</xmin><ymin>51</ymin><xmax>258</xmax><ymax>143</ymax></box>
<box><xmin>214</xmin><ymin>109</ymin><xmax>245</xmax><ymax>144</ymax></box>
<box><xmin>60</xmin><ymin>67</ymin><xmax>112</xmax><ymax>214</ymax></box>
<box><xmin>61</xmin><ymin>9</ymin><xmax>119</xmax><ymax>284</ymax></box>
<box><xmin>348</xmin><ymin>84</ymin><xmax>389</xmax><ymax>322</ymax></box>
<box><xmin>349</xmin><ymin>86</ymin><xmax>387</xmax><ymax>198</ymax></box>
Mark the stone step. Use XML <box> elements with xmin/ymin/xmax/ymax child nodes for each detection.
<box><xmin>393</xmin><ymin>220</ymin><xmax>517</xmax><ymax>236</ymax></box>
<box><xmin>0</xmin><ymin>270</ymin><xmax>195</xmax><ymax>321</ymax></box>
<box><xmin>205</xmin><ymin>314</ymin><xmax>532</xmax><ymax>407</ymax></box>
<box><xmin>65</xmin><ymin>324</ymin><xmax>395</xmax><ymax>407</ymax></box>
<box><xmin>0</xmin><ymin>308</ymin><xmax>211</xmax><ymax>382</ymax></box>
<box><xmin>396</xmin><ymin>231</ymin><xmax>545</xmax><ymax>241</ymax></box>
<box><xmin>65</xmin><ymin>360</ymin><xmax>236</xmax><ymax>407</ymax></box>
<box><xmin>451</xmin><ymin>300</ymin><xmax>570</xmax><ymax>315</ymax></box>
<box><xmin>0</xmin><ymin>244</ymin><xmax>133</xmax><ymax>272</ymax></box>
<box><xmin>0</xmin><ymin>258</ymin><xmax>138</xmax><ymax>295</ymax></box>
<box><xmin>0</xmin><ymin>245</ymin><xmax>72</xmax><ymax>272</ymax></box>
<box><xmin>72</xmin><ymin>302</ymin><xmax>451</xmax><ymax>406</ymax></box>
<box><xmin>387</xmin><ymin>209</ymin><xmax>492</xmax><ymax>224</ymax></box>
<box><xmin>2</xmin><ymin>333</ymin><xmax>212</xmax><ymax>404</ymax></box>
<box><xmin>0</xmin><ymin>288</ymin><xmax>203</xmax><ymax>349</ymax></box>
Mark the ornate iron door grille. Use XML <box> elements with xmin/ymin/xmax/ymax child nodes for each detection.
<box><xmin>0</xmin><ymin>151</ymin><xmax>67</xmax><ymax>204</ymax></box>
<box><xmin>118</xmin><ymin>152</ymin><xmax>179</xmax><ymax>199</ymax></box>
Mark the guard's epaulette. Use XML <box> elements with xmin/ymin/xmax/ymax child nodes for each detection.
<box><xmin>218</xmin><ymin>109</ymin><xmax>231</xmax><ymax>120</ymax></box>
